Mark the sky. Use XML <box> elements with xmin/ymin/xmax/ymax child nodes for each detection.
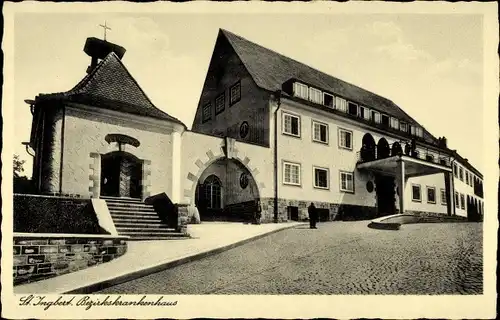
<box><xmin>12</xmin><ymin>12</ymin><xmax>484</xmax><ymax>178</ymax></box>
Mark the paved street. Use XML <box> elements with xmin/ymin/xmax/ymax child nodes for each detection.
<box><xmin>96</xmin><ymin>221</ymin><xmax>482</xmax><ymax>295</ymax></box>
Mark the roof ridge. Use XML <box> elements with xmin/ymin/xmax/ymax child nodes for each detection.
<box><xmin>220</xmin><ymin>28</ymin><xmax>395</xmax><ymax>105</ymax></box>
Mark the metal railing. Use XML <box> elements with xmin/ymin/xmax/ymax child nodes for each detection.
<box><xmin>356</xmin><ymin>141</ymin><xmax>452</xmax><ymax>166</ymax></box>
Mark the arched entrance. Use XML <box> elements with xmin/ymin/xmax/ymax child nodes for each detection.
<box><xmin>377</xmin><ymin>138</ymin><xmax>390</xmax><ymax>159</ymax></box>
<box><xmin>360</xmin><ymin>133</ymin><xmax>376</xmax><ymax>162</ymax></box>
<box><xmin>101</xmin><ymin>151</ymin><xmax>143</xmax><ymax>198</ymax></box>
<box><xmin>195</xmin><ymin>158</ymin><xmax>260</xmax><ymax>221</ymax></box>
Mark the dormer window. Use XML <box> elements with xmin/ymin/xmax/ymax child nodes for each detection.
<box><xmin>293</xmin><ymin>82</ymin><xmax>308</xmax><ymax>99</ymax></box>
<box><xmin>390</xmin><ymin>117</ymin><xmax>399</xmax><ymax>130</ymax></box>
<box><xmin>361</xmin><ymin>107</ymin><xmax>371</xmax><ymax>121</ymax></box>
<box><xmin>400</xmin><ymin>122</ymin><xmax>408</xmax><ymax>132</ymax></box>
<box><xmin>381</xmin><ymin>114</ymin><xmax>390</xmax><ymax>127</ymax></box>
<box><xmin>371</xmin><ymin>110</ymin><xmax>381</xmax><ymax>123</ymax></box>
<box><xmin>323</xmin><ymin>93</ymin><xmax>334</xmax><ymax>108</ymax></box>
<box><xmin>336</xmin><ymin>97</ymin><xmax>347</xmax><ymax>113</ymax></box>
<box><xmin>309</xmin><ymin>87</ymin><xmax>323</xmax><ymax>104</ymax></box>
<box><xmin>411</xmin><ymin>126</ymin><xmax>423</xmax><ymax>138</ymax></box>
<box><xmin>348</xmin><ymin>102</ymin><xmax>358</xmax><ymax>116</ymax></box>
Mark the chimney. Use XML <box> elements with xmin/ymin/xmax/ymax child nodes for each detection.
<box><xmin>84</xmin><ymin>37</ymin><xmax>126</xmax><ymax>73</ymax></box>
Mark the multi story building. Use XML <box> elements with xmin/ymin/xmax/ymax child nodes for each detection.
<box><xmin>190</xmin><ymin>29</ymin><xmax>484</xmax><ymax>222</ymax></box>
<box><xmin>22</xmin><ymin>29</ymin><xmax>484</xmax><ymax>238</ymax></box>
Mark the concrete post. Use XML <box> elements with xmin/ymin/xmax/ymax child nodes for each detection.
<box><xmin>397</xmin><ymin>160</ymin><xmax>405</xmax><ymax>214</ymax></box>
<box><xmin>445</xmin><ymin>171</ymin><xmax>455</xmax><ymax>216</ymax></box>
<box><xmin>171</xmin><ymin>131</ymin><xmax>182</xmax><ymax>203</ymax></box>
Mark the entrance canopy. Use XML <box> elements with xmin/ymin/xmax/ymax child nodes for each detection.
<box><xmin>357</xmin><ymin>155</ymin><xmax>452</xmax><ymax>177</ymax></box>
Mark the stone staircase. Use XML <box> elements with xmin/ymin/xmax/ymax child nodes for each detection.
<box><xmin>102</xmin><ymin>196</ymin><xmax>188</xmax><ymax>240</ymax></box>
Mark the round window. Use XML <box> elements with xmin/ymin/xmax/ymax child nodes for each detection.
<box><xmin>366</xmin><ymin>181</ymin><xmax>374</xmax><ymax>193</ymax></box>
<box><xmin>240</xmin><ymin>121</ymin><xmax>249</xmax><ymax>139</ymax></box>
<box><xmin>240</xmin><ymin>173</ymin><xmax>249</xmax><ymax>189</ymax></box>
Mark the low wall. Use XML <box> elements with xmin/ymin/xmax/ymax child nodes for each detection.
<box><xmin>14</xmin><ymin>194</ymin><xmax>106</xmax><ymax>234</ymax></box>
<box><xmin>13</xmin><ymin>233</ymin><xmax>128</xmax><ymax>285</ymax></box>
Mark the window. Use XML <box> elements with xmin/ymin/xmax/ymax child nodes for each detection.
<box><xmin>335</xmin><ymin>97</ymin><xmax>348</xmax><ymax>113</ymax></box>
<box><xmin>371</xmin><ymin>110</ymin><xmax>381</xmax><ymax>123</ymax></box>
<box><xmin>465</xmin><ymin>172</ymin><xmax>469</xmax><ymax>185</ymax></box>
<box><xmin>309</xmin><ymin>87</ymin><xmax>323</xmax><ymax>104</ymax></box>
<box><xmin>339</xmin><ymin>171</ymin><xmax>354</xmax><ymax>193</ymax></box>
<box><xmin>412</xmin><ymin>184</ymin><xmax>421</xmax><ymax>202</ymax></box>
<box><xmin>202</xmin><ymin>102</ymin><xmax>212</xmax><ymax>122</ymax></box>
<box><xmin>360</xmin><ymin>106</ymin><xmax>370</xmax><ymax>120</ymax></box>
<box><xmin>203</xmin><ymin>175</ymin><xmax>222</xmax><ymax>209</ymax></box>
<box><xmin>312</xmin><ymin>121</ymin><xmax>328</xmax><ymax>144</ymax></box>
<box><xmin>427</xmin><ymin>186</ymin><xmax>436</xmax><ymax>204</ymax></box>
<box><xmin>381</xmin><ymin>114</ymin><xmax>390</xmax><ymax>127</ymax></box>
<box><xmin>390</xmin><ymin>117</ymin><xmax>399</xmax><ymax>130</ymax></box>
<box><xmin>348</xmin><ymin>102</ymin><xmax>358</xmax><ymax>116</ymax></box>
<box><xmin>455</xmin><ymin>192</ymin><xmax>459</xmax><ymax>208</ymax></box>
<box><xmin>453</xmin><ymin>164</ymin><xmax>458</xmax><ymax>178</ymax></box>
<box><xmin>412</xmin><ymin>126</ymin><xmax>423</xmax><ymax>137</ymax></box>
<box><xmin>460</xmin><ymin>194</ymin><xmax>465</xmax><ymax>209</ymax></box>
<box><xmin>338</xmin><ymin>128</ymin><xmax>353</xmax><ymax>150</ymax></box>
<box><xmin>215</xmin><ymin>93</ymin><xmax>225</xmax><ymax>115</ymax></box>
<box><xmin>230</xmin><ymin>82</ymin><xmax>241</xmax><ymax>105</ymax></box>
<box><xmin>283</xmin><ymin>112</ymin><xmax>301</xmax><ymax>137</ymax></box>
<box><xmin>459</xmin><ymin>167</ymin><xmax>464</xmax><ymax>181</ymax></box>
<box><xmin>440</xmin><ymin>189</ymin><xmax>447</xmax><ymax>205</ymax></box>
<box><xmin>313</xmin><ymin>167</ymin><xmax>329</xmax><ymax>189</ymax></box>
<box><xmin>400</xmin><ymin>122</ymin><xmax>408</xmax><ymax>132</ymax></box>
<box><xmin>323</xmin><ymin>93</ymin><xmax>334</xmax><ymax>108</ymax></box>
<box><xmin>293</xmin><ymin>82</ymin><xmax>308</xmax><ymax>99</ymax></box>
<box><xmin>283</xmin><ymin>162</ymin><xmax>301</xmax><ymax>186</ymax></box>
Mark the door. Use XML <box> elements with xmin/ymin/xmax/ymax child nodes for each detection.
<box><xmin>375</xmin><ymin>175</ymin><xmax>396</xmax><ymax>217</ymax></box>
<box><xmin>288</xmin><ymin>206</ymin><xmax>299</xmax><ymax>221</ymax></box>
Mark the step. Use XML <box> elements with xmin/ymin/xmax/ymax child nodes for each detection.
<box><xmin>108</xmin><ymin>207</ymin><xmax>157</xmax><ymax>214</ymax></box>
<box><xmin>101</xmin><ymin>196</ymin><xmax>143</xmax><ymax>203</ymax></box>
<box><xmin>106</xmin><ymin>202</ymin><xmax>155</xmax><ymax>209</ymax></box>
<box><xmin>114</xmin><ymin>222</ymin><xmax>168</xmax><ymax>228</ymax></box>
<box><xmin>112</xmin><ymin>216</ymin><xmax>164</xmax><ymax>223</ymax></box>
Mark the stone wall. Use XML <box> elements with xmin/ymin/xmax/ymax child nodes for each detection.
<box><xmin>13</xmin><ymin>234</ymin><xmax>128</xmax><ymax>286</ymax></box>
<box><xmin>260</xmin><ymin>197</ymin><xmax>377</xmax><ymax>223</ymax></box>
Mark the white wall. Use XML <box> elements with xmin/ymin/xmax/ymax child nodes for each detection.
<box><xmin>62</xmin><ymin>105</ymin><xmax>175</xmax><ymax>198</ymax></box>
<box><xmin>277</xmin><ymin>99</ymin><xmax>456</xmax><ymax>214</ymax></box>
<box><xmin>180</xmin><ymin>131</ymin><xmax>274</xmax><ymax>205</ymax></box>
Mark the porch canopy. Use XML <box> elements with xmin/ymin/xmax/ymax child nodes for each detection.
<box><xmin>357</xmin><ymin>155</ymin><xmax>452</xmax><ymax>178</ymax></box>
<box><xmin>357</xmin><ymin>155</ymin><xmax>453</xmax><ymax>215</ymax></box>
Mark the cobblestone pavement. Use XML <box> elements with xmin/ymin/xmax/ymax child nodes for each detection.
<box><xmin>96</xmin><ymin>222</ymin><xmax>483</xmax><ymax>295</ymax></box>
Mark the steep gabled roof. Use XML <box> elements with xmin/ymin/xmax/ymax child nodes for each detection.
<box><xmin>220</xmin><ymin>29</ymin><xmax>439</xmax><ymax>145</ymax></box>
<box><xmin>36</xmin><ymin>52</ymin><xmax>185</xmax><ymax>127</ymax></box>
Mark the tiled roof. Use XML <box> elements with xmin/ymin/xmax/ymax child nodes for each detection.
<box><xmin>36</xmin><ymin>52</ymin><xmax>185</xmax><ymax>127</ymax></box>
<box><xmin>221</xmin><ymin>29</ymin><xmax>439</xmax><ymax>145</ymax></box>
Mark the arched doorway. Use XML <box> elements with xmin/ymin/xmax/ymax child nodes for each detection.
<box><xmin>391</xmin><ymin>142</ymin><xmax>403</xmax><ymax>157</ymax></box>
<box><xmin>377</xmin><ymin>138</ymin><xmax>390</xmax><ymax>159</ymax></box>
<box><xmin>195</xmin><ymin>158</ymin><xmax>260</xmax><ymax>221</ymax></box>
<box><xmin>360</xmin><ymin>133</ymin><xmax>376</xmax><ymax>162</ymax></box>
<box><xmin>197</xmin><ymin>174</ymin><xmax>222</xmax><ymax>215</ymax></box>
<box><xmin>101</xmin><ymin>151</ymin><xmax>143</xmax><ymax>198</ymax></box>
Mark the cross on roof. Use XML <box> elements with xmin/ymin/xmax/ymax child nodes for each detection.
<box><xmin>99</xmin><ymin>21</ymin><xmax>112</xmax><ymax>41</ymax></box>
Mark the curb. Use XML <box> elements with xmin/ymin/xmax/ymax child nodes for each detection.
<box><xmin>65</xmin><ymin>223</ymin><xmax>306</xmax><ymax>294</ymax></box>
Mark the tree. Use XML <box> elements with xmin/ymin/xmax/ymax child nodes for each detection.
<box><xmin>13</xmin><ymin>154</ymin><xmax>26</xmax><ymax>178</ymax></box>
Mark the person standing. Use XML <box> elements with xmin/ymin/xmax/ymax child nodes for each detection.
<box><xmin>308</xmin><ymin>202</ymin><xmax>317</xmax><ymax>229</ymax></box>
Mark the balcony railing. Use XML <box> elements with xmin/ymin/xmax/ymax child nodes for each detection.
<box><xmin>356</xmin><ymin>141</ymin><xmax>452</xmax><ymax>167</ymax></box>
